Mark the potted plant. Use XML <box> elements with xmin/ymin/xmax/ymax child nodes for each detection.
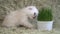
<box><xmin>37</xmin><ymin>7</ymin><xmax>53</xmax><ymax>31</ymax></box>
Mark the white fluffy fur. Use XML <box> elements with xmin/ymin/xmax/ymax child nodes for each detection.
<box><xmin>2</xmin><ymin>6</ymin><xmax>38</xmax><ymax>28</ymax></box>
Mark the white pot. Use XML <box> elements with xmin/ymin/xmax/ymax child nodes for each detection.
<box><xmin>37</xmin><ymin>21</ymin><xmax>53</xmax><ymax>31</ymax></box>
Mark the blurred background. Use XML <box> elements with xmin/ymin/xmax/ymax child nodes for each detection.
<box><xmin>0</xmin><ymin>0</ymin><xmax>60</xmax><ymax>33</ymax></box>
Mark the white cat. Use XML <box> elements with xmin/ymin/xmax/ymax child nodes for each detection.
<box><xmin>2</xmin><ymin>6</ymin><xmax>38</xmax><ymax>28</ymax></box>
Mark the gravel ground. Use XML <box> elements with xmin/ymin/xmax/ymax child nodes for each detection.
<box><xmin>0</xmin><ymin>27</ymin><xmax>60</xmax><ymax>34</ymax></box>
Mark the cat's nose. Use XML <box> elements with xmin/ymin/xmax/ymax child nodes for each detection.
<box><xmin>33</xmin><ymin>12</ymin><xmax>37</xmax><ymax>19</ymax></box>
<box><xmin>34</xmin><ymin>12</ymin><xmax>36</xmax><ymax>15</ymax></box>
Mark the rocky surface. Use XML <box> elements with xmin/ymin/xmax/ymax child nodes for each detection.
<box><xmin>0</xmin><ymin>27</ymin><xmax>60</xmax><ymax>34</ymax></box>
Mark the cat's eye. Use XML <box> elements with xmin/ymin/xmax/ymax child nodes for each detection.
<box><xmin>29</xmin><ymin>8</ymin><xmax>32</xmax><ymax>10</ymax></box>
